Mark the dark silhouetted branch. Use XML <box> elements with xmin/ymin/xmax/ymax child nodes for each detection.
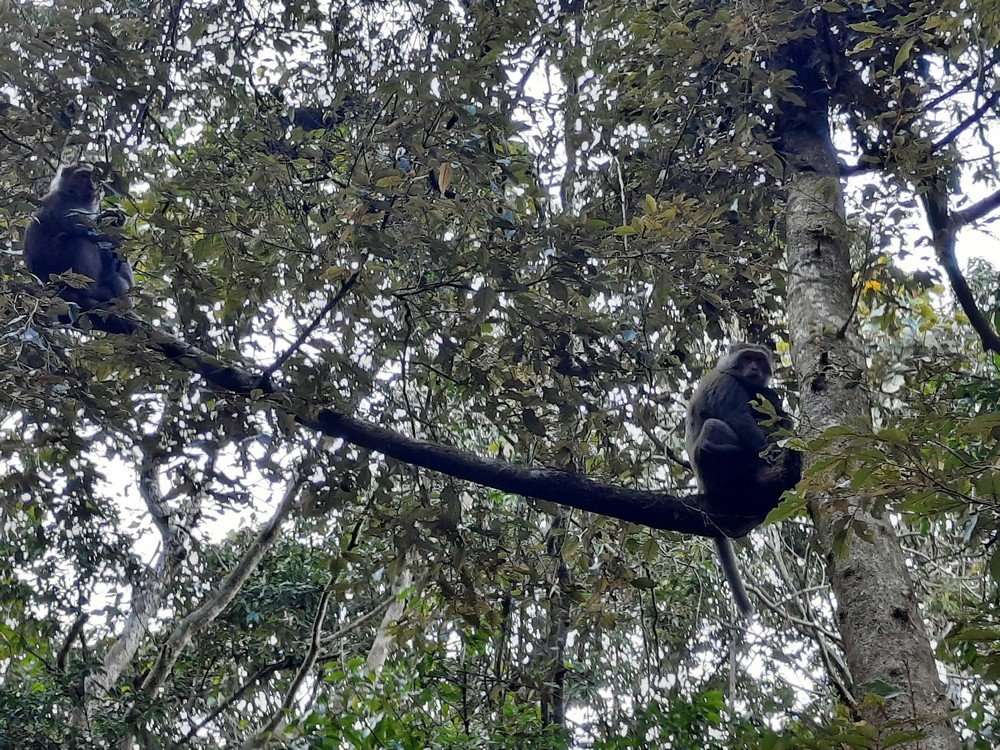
<box><xmin>955</xmin><ymin>186</ymin><xmax>1000</xmax><ymax>228</ymax></box>
<box><xmin>920</xmin><ymin>180</ymin><xmax>1000</xmax><ymax>353</ymax></box>
<box><xmin>65</xmin><ymin>309</ymin><xmax>800</xmax><ymax>540</ymax></box>
<box><xmin>263</xmin><ymin>270</ymin><xmax>361</xmax><ymax>378</ymax></box>
<box><xmin>933</xmin><ymin>90</ymin><xmax>1000</xmax><ymax>151</ymax></box>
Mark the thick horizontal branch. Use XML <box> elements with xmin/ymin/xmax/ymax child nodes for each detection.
<box><xmin>79</xmin><ymin>311</ymin><xmax>785</xmax><ymax>539</ymax></box>
<box><xmin>955</xmin><ymin>186</ymin><xmax>1000</xmax><ymax>228</ymax></box>
<box><xmin>80</xmin><ymin>311</ymin><xmax>273</xmax><ymax>393</ymax></box>
<box><xmin>301</xmin><ymin>410</ymin><xmax>726</xmax><ymax>534</ymax></box>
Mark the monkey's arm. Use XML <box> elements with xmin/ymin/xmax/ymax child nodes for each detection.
<box><xmin>68</xmin><ymin>238</ymin><xmax>134</xmax><ymax>306</ymax></box>
<box><xmin>93</xmin><ymin>248</ymin><xmax>134</xmax><ymax>301</ymax></box>
<box><xmin>38</xmin><ymin>200</ymin><xmax>119</xmax><ymax>247</ymax></box>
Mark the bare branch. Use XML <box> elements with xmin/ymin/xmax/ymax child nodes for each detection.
<box><xmin>263</xmin><ymin>270</ymin><xmax>361</xmax><ymax>378</ymax></box>
<box><xmin>932</xmin><ymin>90</ymin><xmax>1000</xmax><ymax>151</ymax></box>
<box><xmin>56</xmin><ymin>613</ymin><xmax>87</xmax><ymax>673</ymax></box>
<box><xmin>85</xmin><ymin>445</ymin><xmax>200</xmax><ymax>705</ymax></box>
<box><xmin>920</xmin><ymin>179</ymin><xmax>1000</xmax><ymax>352</ymax></box>
<box><xmin>138</xmin><ymin>467</ymin><xmax>308</xmax><ymax>698</ymax></box>
<box><xmin>364</xmin><ymin>559</ymin><xmax>414</xmax><ymax>675</ymax></box>
<box><xmin>243</xmin><ymin>573</ymin><xmax>338</xmax><ymax>748</ymax></box>
<box><xmin>43</xmin><ymin>308</ymin><xmax>799</xmax><ymax>541</ymax></box>
<box><xmin>955</xmin><ymin>186</ymin><xmax>1000</xmax><ymax>228</ymax></box>
<box><xmin>173</xmin><ymin>658</ymin><xmax>296</xmax><ymax>749</ymax></box>
<box><xmin>173</xmin><ymin>595</ymin><xmax>397</xmax><ymax>748</ymax></box>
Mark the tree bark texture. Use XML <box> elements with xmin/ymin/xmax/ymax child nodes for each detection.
<box><xmin>364</xmin><ymin>561</ymin><xmax>414</xmax><ymax>675</ymax></box>
<box><xmin>85</xmin><ymin>452</ymin><xmax>193</xmax><ymax>706</ymax></box>
<box><xmin>779</xmin><ymin>53</ymin><xmax>959</xmax><ymax>749</ymax></box>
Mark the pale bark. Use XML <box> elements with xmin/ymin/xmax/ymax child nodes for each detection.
<box><xmin>539</xmin><ymin>509</ymin><xmax>571</xmax><ymax>729</ymax></box>
<box><xmin>364</xmin><ymin>563</ymin><xmax>414</xmax><ymax>675</ymax></box>
<box><xmin>780</xmin><ymin>56</ymin><xmax>960</xmax><ymax>749</ymax></box>
<box><xmin>138</xmin><ymin>471</ymin><xmax>306</xmax><ymax>698</ymax></box>
<box><xmin>85</xmin><ymin>449</ymin><xmax>197</xmax><ymax>706</ymax></box>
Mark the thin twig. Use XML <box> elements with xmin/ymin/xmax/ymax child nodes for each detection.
<box><xmin>242</xmin><ymin>575</ymin><xmax>338</xmax><ymax>748</ymax></box>
<box><xmin>263</xmin><ymin>270</ymin><xmax>361</xmax><ymax>378</ymax></box>
<box><xmin>171</xmin><ymin>658</ymin><xmax>295</xmax><ymax>748</ymax></box>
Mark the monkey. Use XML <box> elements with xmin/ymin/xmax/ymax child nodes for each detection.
<box><xmin>23</xmin><ymin>164</ymin><xmax>134</xmax><ymax>329</ymax></box>
<box><xmin>685</xmin><ymin>343</ymin><xmax>798</xmax><ymax>617</ymax></box>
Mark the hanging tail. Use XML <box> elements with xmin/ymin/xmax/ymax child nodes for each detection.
<box><xmin>715</xmin><ymin>537</ymin><xmax>753</xmax><ymax>617</ymax></box>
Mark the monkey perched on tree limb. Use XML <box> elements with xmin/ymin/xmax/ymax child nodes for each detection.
<box><xmin>685</xmin><ymin>343</ymin><xmax>802</xmax><ymax>616</ymax></box>
<box><xmin>23</xmin><ymin>164</ymin><xmax>134</xmax><ymax>332</ymax></box>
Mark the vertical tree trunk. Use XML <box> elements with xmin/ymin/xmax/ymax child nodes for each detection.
<box><xmin>779</xmin><ymin>52</ymin><xmax>960</xmax><ymax>750</ymax></box>
<box><xmin>364</xmin><ymin>560</ymin><xmax>414</xmax><ymax>675</ymax></box>
<box><xmin>539</xmin><ymin>509</ymin><xmax>571</xmax><ymax>730</ymax></box>
<box><xmin>85</xmin><ymin>450</ymin><xmax>196</xmax><ymax>710</ymax></box>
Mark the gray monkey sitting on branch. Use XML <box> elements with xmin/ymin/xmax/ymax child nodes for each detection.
<box><xmin>685</xmin><ymin>343</ymin><xmax>802</xmax><ymax>616</ymax></box>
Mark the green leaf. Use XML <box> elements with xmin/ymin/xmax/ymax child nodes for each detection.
<box><xmin>613</xmin><ymin>223</ymin><xmax>639</xmax><ymax>235</ymax></box>
<box><xmin>878</xmin><ymin>427</ymin><xmax>908</xmax><ymax>444</ymax></box>
<box><xmin>884</xmin><ymin>731</ymin><xmax>927</xmax><ymax>747</ymax></box>
<box><xmin>848</xmin><ymin>21</ymin><xmax>884</xmax><ymax>34</ymax></box>
<box><xmin>765</xmin><ymin>491</ymin><xmax>807</xmax><ymax>523</ymax></box>
<box><xmin>991</xmin><ymin>549</ymin><xmax>1000</xmax><ymax>583</ymax></box>
<box><xmin>860</xmin><ymin>680</ymin><xmax>903</xmax><ymax>698</ymax></box>
<box><xmin>966</xmin><ymin>412</ymin><xmax>1000</xmax><ymax>434</ymax></box>
<box><xmin>851</xmin><ymin>36</ymin><xmax>877</xmax><ymax>53</ymax></box>
<box><xmin>947</xmin><ymin>626</ymin><xmax>1000</xmax><ymax>643</ymax></box>
<box><xmin>975</xmin><ymin>470</ymin><xmax>1000</xmax><ymax>497</ymax></box>
<box><xmin>893</xmin><ymin>36</ymin><xmax>918</xmax><ymax>72</ymax></box>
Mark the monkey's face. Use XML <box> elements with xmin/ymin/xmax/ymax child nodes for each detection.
<box><xmin>59</xmin><ymin>166</ymin><xmax>98</xmax><ymax>203</ymax></box>
<box><xmin>733</xmin><ymin>351</ymin><xmax>771</xmax><ymax>389</ymax></box>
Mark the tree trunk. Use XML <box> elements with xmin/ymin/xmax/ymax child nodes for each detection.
<box><xmin>539</xmin><ymin>509</ymin><xmax>571</xmax><ymax>730</ymax></box>
<box><xmin>85</xmin><ymin>450</ymin><xmax>195</xmax><ymax>708</ymax></box>
<box><xmin>779</xmin><ymin>52</ymin><xmax>960</xmax><ymax>749</ymax></box>
<box><xmin>364</xmin><ymin>559</ymin><xmax>414</xmax><ymax>675</ymax></box>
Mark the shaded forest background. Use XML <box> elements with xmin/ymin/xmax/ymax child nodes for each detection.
<box><xmin>1</xmin><ymin>0</ymin><xmax>1000</xmax><ymax>748</ymax></box>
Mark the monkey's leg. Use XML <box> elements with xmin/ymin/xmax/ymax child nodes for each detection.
<box><xmin>753</xmin><ymin>448</ymin><xmax>802</xmax><ymax>504</ymax></box>
<box><xmin>696</xmin><ymin>418</ymin><xmax>743</xmax><ymax>455</ymax></box>
<box><xmin>695</xmin><ymin>419</ymin><xmax>758</xmax><ymax>496</ymax></box>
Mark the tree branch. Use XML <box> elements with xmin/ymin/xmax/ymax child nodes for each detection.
<box><xmin>85</xmin><ymin>441</ymin><xmax>205</xmax><ymax>706</ymax></box>
<box><xmin>243</xmin><ymin>573</ymin><xmax>338</xmax><ymax>748</ymax></box>
<box><xmin>955</xmin><ymin>186</ymin><xmax>1000</xmax><ymax>228</ymax></box>
<box><xmin>363</xmin><ymin>560</ymin><xmax>414</xmax><ymax>675</ymax></box>
<box><xmin>920</xmin><ymin>180</ymin><xmax>1000</xmax><ymax>353</ymax></box>
<box><xmin>263</xmin><ymin>269</ymin><xmax>361</xmax><ymax>378</ymax></box>
<box><xmin>138</xmin><ymin>467</ymin><xmax>307</xmax><ymax>698</ymax></box>
<box><xmin>65</xmin><ymin>310</ymin><xmax>799</xmax><ymax>540</ymax></box>
<box><xmin>172</xmin><ymin>658</ymin><xmax>294</xmax><ymax>748</ymax></box>
<box><xmin>932</xmin><ymin>90</ymin><xmax>1000</xmax><ymax>151</ymax></box>
<box><xmin>299</xmin><ymin>408</ymin><xmax>764</xmax><ymax>536</ymax></box>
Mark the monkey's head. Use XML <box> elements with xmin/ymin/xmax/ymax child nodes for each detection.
<box><xmin>718</xmin><ymin>343</ymin><xmax>773</xmax><ymax>390</ymax></box>
<box><xmin>48</xmin><ymin>164</ymin><xmax>99</xmax><ymax>208</ymax></box>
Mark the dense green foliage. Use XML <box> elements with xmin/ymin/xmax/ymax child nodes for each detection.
<box><xmin>0</xmin><ymin>0</ymin><xmax>998</xmax><ymax>747</ymax></box>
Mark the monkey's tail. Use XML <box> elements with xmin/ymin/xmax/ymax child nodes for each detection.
<box><xmin>714</xmin><ymin>537</ymin><xmax>753</xmax><ymax>617</ymax></box>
